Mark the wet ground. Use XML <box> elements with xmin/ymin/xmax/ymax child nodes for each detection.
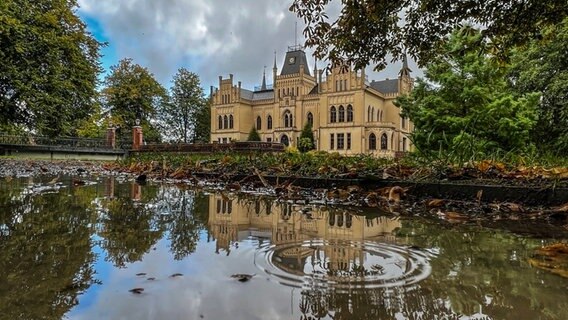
<box><xmin>1</xmin><ymin>174</ymin><xmax>568</xmax><ymax>319</ymax></box>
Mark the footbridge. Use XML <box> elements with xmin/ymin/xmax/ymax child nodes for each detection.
<box><xmin>0</xmin><ymin>134</ymin><xmax>129</xmax><ymax>161</ymax></box>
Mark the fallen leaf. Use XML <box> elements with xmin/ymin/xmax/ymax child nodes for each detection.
<box><xmin>427</xmin><ymin>199</ymin><xmax>445</xmax><ymax>207</ymax></box>
<box><xmin>553</xmin><ymin>203</ymin><xmax>568</xmax><ymax>212</ymax></box>
<box><xmin>388</xmin><ymin>186</ymin><xmax>404</xmax><ymax>203</ymax></box>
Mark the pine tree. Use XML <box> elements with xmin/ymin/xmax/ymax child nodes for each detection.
<box><xmin>247</xmin><ymin>127</ymin><xmax>261</xmax><ymax>141</ymax></box>
<box><xmin>298</xmin><ymin>123</ymin><xmax>315</xmax><ymax>152</ymax></box>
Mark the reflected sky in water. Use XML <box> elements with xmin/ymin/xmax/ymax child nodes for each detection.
<box><xmin>0</xmin><ymin>176</ymin><xmax>567</xmax><ymax>320</ymax></box>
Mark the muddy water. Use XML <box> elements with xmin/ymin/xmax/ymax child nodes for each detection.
<box><xmin>0</xmin><ymin>176</ymin><xmax>567</xmax><ymax>320</ymax></box>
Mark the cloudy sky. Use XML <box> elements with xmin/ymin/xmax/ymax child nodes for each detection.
<box><xmin>78</xmin><ymin>0</ymin><xmax>420</xmax><ymax>92</ymax></box>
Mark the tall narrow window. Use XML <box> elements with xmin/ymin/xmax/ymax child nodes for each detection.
<box><xmin>367</xmin><ymin>106</ymin><xmax>371</xmax><ymax>122</ymax></box>
<box><xmin>218</xmin><ymin>115</ymin><xmax>223</xmax><ymax>129</ymax></box>
<box><xmin>229</xmin><ymin>115</ymin><xmax>234</xmax><ymax>129</ymax></box>
<box><xmin>307</xmin><ymin>112</ymin><xmax>314</xmax><ymax>127</ymax></box>
<box><xmin>256</xmin><ymin>116</ymin><xmax>262</xmax><ymax>130</ymax></box>
<box><xmin>330</xmin><ymin>106</ymin><xmax>337</xmax><ymax>123</ymax></box>
<box><xmin>330</xmin><ymin>133</ymin><xmax>335</xmax><ymax>149</ymax></box>
<box><xmin>337</xmin><ymin>133</ymin><xmax>345</xmax><ymax>149</ymax></box>
<box><xmin>344</xmin><ymin>79</ymin><xmax>347</xmax><ymax>90</ymax></box>
<box><xmin>338</xmin><ymin>105</ymin><xmax>345</xmax><ymax>122</ymax></box>
<box><xmin>347</xmin><ymin>133</ymin><xmax>351</xmax><ymax>149</ymax></box>
<box><xmin>381</xmin><ymin>133</ymin><xmax>388</xmax><ymax>150</ymax></box>
<box><xmin>402</xmin><ymin>137</ymin><xmax>407</xmax><ymax>152</ymax></box>
<box><xmin>347</xmin><ymin>105</ymin><xmax>353</xmax><ymax>122</ymax></box>
<box><xmin>284</xmin><ymin>111</ymin><xmax>292</xmax><ymax>127</ymax></box>
<box><xmin>371</xmin><ymin>107</ymin><xmax>375</xmax><ymax>122</ymax></box>
<box><xmin>223</xmin><ymin>115</ymin><xmax>228</xmax><ymax>129</ymax></box>
<box><xmin>267</xmin><ymin>115</ymin><xmax>272</xmax><ymax>129</ymax></box>
<box><xmin>401</xmin><ymin>116</ymin><xmax>407</xmax><ymax>129</ymax></box>
<box><xmin>369</xmin><ymin>133</ymin><xmax>377</xmax><ymax>150</ymax></box>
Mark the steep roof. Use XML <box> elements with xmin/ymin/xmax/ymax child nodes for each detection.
<box><xmin>240</xmin><ymin>88</ymin><xmax>274</xmax><ymax>101</ymax></box>
<box><xmin>280</xmin><ymin>50</ymin><xmax>311</xmax><ymax>76</ymax></box>
<box><xmin>369</xmin><ymin>79</ymin><xmax>399</xmax><ymax>94</ymax></box>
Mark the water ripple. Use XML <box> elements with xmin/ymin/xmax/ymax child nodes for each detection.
<box><xmin>254</xmin><ymin>239</ymin><xmax>434</xmax><ymax>291</ymax></box>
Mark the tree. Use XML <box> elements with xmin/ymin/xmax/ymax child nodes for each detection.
<box><xmin>193</xmin><ymin>99</ymin><xmax>211</xmax><ymax>143</ymax></box>
<box><xmin>101</xmin><ymin>58</ymin><xmax>166</xmax><ymax>142</ymax></box>
<box><xmin>161</xmin><ymin>68</ymin><xmax>209</xmax><ymax>143</ymax></box>
<box><xmin>0</xmin><ymin>0</ymin><xmax>102</xmax><ymax>136</ymax></box>
<box><xmin>298</xmin><ymin>123</ymin><xmax>315</xmax><ymax>152</ymax></box>
<box><xmin>396</xmin><ymin>28</ymin><xmax>539</xmax><ymax>156</ymax></box>
<box><xmin>509</xmin><ymin>18</ymin><xmax>568</xmax><ymax>155</ymax></box>
<box><xmin>247</xmin><ymin>127</ymin><xmax>261</xmax><ymax>141</ymax></box>
<box><xmin>290</xmin><ymin>0</ymin><xmax>568</xmax><ymax>70</ymax></box>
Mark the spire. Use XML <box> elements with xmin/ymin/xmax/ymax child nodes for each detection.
<box><xmin>261</xmin><ymin>66</ymin><xmax>267</xmax><ymax>91</ymax></box>
<box><xmin>313</xmin><ymin>56</ymin><xmax>317</xmax><ymax>78</ymax></box>
<box><xmin>272</xmin><ymin>51</ymin><xmax>277</xmax><ymax>86</ymax></box>
<box><xmin>273</xmin><ymin>51</ymin><xmax>277</xmax><ymax>69</ymax></box>
<box><xmin>399</xmin><ymin>53</ymin><xmax>412</xmax><ymax>77</ymax></box>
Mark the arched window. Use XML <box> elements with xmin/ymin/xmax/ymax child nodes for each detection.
<box><xmin>338</xmin><ymin>105</ymin><xmax>345</xmax><ymax>122</ymax></box>
<box><xmin>378</xmin><ymin>109</ymin><xmax>383</xmax><ymax>122</ymax></box>
<box><xmin>267</xmin><ymin>115</ymin><xmax>272</xmax><ymax>129</ymax></box>
<box><xmin>369</xmin><ymin>133</ymin><xmax>377</xmax><ymax>150</ymax></box>
<box><xmin>218</xmin><ymin>115</ymin><xmax>223</xmax><ymax>129</ymax></box>
<box><xmin>284</xmin><ymin>110</ymin><xmax>292</xmax><ymax>127</ymax></box>
<box><xmin>329</xmin><ymin>213</ymin><xmax>335</xmax><ymax>226</ymax></box>
<box><xmin>401</xmin><ymin>116</ymin><xmax>407</xmax><ymax>129</ymax></box>
<box><xmin>256</xmin><ymin>116</ymin><xmax>262</xmax><ymax>130</ymax></box>
<box><xmin>371</xmin><ymin>107</ymin><xmax>375</xmax><ymax>122</ymax></box>
<box><xmin>330</xmin><ymin>106</ymin><xmax>337</xmax><ymax>123</ymax></box>
<box><xmin>367</xmin><ymin>106</ymin><xmax>371</xmax><ymax>122</ymax></box>
<box><xmin>223</xmin><ymin>115</ymin><xmax>228</xmax><ymax>129</ymax></box>
<box><xmin>307</xmin><ymin>112</ymin><xmax>313</xmax><ymax>127</ymax></box>
<box><xmin>347</xmin><ymin>105</ymin><xmax>353</xmax><ymax>122</ymax></box>
<box><xmin>229</xmin><ymin>115</ymin><xmax>234</xmax><ymax>129</ymax></box>
<box><xmin>381</xmin><ymin>133</ymin><xmax>388</xmax><ymax>150</ymax></box>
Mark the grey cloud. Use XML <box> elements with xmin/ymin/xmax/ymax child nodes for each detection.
<box><xmin>79</xmin><ymin>0</ymin><xmax>421</xmax><ymax>91</ymax></box>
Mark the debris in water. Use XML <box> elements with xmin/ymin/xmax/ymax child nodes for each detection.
<box><xmin>129</xmin><ymin>288</ymin><xmax>144</xmax><ymax>294</ymax></box>
<box><xmin>231</xmin><ymin>274</ymin><xmax>255</xmax><ymax>282</ymax></box>
<box><xmin>170</xmin><ymin>273</ymin><xmax>183</xmax><ymax>278</ymax></box>
<box><xmin>136</xmin><ymin>273</ymin><xmax>147</xmax><ymax>276</ymax></box>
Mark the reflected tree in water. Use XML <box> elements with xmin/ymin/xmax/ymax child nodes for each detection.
<box><xmin>0</xmin><ymin>179</ymin><xmax>97</xmax><ymax>320</ymax></box>
<box><xmin>161</xmin><ymin>187</ymin><xmax>208</xmax><ymax>260</ymax></box>
<box><xmin>97</xmin><ymin>183</ymin><xmax>164</xmax><ymax>268</ymax></box>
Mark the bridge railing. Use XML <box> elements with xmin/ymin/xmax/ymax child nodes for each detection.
<box><xmin>0</xmin><ymin>133</ymin><xmax>128</xmax><ymax>151</ymax></box>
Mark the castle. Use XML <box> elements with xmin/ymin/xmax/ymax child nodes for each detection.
<box><xmin>210</xmin><ymin>46</ymin><xmax>413</xmax><ymax>157</ymax></box>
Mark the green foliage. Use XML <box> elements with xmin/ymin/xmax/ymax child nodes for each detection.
<box><xmin>247</xmin><ymin>127</ymin><xmax>261</xmax><ymax>141</ymax></box>
<box><xmin>0</xmin><ymin>0</ymin><xmax>102</xmax><ymax>136</ymax></box>
<box><xmin>509</xmin><ymin>18</ymin><xmax>568</xmax><ymax>155</ymax></box>
<box><xmin>194</xmin><ymin>99</ymin><xmax>211</xmax><ymax>143</ymax></box>
<box><xmin>160</xmin><ymin>68</ymin><xmax>209</xmax><ymax>143</ymax></box>
<box><xmin>101</xmin><ymin>58</ymin><xmax>167</xmax><ymax>142</ymax></box>
<box><xmin>298</xmin><ymin>123</ymin><xmax>315</xmax><ymax>152</ymax></box>
<box><xmin>397</xmin><ymin>28</ymin><xmax>539</xmax><ymax>161</ymax></box>
<box><xmin>290</xmin><ymin>0</ymin><xmax>568</xmax><ymax>70</ymax></box>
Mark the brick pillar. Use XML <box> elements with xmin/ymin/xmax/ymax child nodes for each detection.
<box><xmin>132</xmin><ymin>125</ymin><xmax>143</xmax><ymax>150</ymax></box>
<box><xmin>106</xmin><ymin>127</ymin><xmax>116</xmax><ymax>149</ymax></box>
<box><xmin>131</xmin><ymin>182</ymin><xmax>141</xmax><ymax>201</ymax></box>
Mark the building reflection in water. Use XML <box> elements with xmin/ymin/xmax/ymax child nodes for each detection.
<box><xmin>207</xmin><ymin>193</ymin><xmax>402</xmax><ymax>275</ymax></box>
